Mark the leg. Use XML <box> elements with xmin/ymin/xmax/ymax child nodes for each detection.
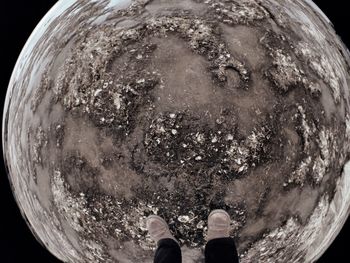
<box><xmin>154</xmin><ymin>238</ymin><xmax>182</xmax><ymax>263</ymax></box>
<box><xmin>205</xmin><ymin>237</ymin><xmax>239</xmax><ymax>263</ymax></box>
<box><xmin>146</xmin><ymin>215</ymin><xmax>181</xmax><ymax>263</ymax></box>
<box><xmin>205</xmin><ymin>210</ymin><xmax>240</xmax><ymax>263</ymax></box>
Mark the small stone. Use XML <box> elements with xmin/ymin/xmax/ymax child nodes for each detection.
<box><xmin>196</xmin><ymin>133</ymin><xmax>205</xmax><ymax>143</ymax></box>
<box><xmin>178</xmin><ymin>215</ymin><xmax>190</xmax><ymax>223</ymax></box>
<box><xmin>226</xmin><ymin>134</ymin><xmax>234</xmax><ymax>141</ymax></box>
<box><xmin>94</xmin><ymin>89</ymin><xmax>102</xmax><ymax>97</ymax></box>
<box><xmin>216</xmin><ymin>117</ymin><xmax>225</xmax><ymax>124</ymax></box>
<box><xmin>196</xmin><ymin>221</ymin><xmax>205</xmax><ymax>229</ymax></box>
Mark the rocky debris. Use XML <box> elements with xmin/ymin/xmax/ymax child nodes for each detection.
<box><xmin>53</xmin><ymin>122</ymin><xmax>65</xmax><ymax>148</ymax></box>
<box><xmin>31</xmin><ymin>71</ymin><xmax>52</xmax><ymax>113</ymax></box>
<box><xmin>284</xmin><ymin>102</ymin><xmax>337</xmax><ymax>187</ymax></box>
<box><xmin>295</xmin><ymin>41</ymin><xmax>341</xmax><ymax>103</ymax></box>
<box><xmin>203</xmin><ymin>0</ymin><xmax>270</xmax><ymax>25</ymax></box>
<box><xmin>53</xmin><ymin>11</ymin><xmax>252</xmax><ymax>139</ymax></box>
<box><xmin>61</xmin><ymin>152</ymin><xmax>101</xmax><ymax>193</ymax></box>
<box><xmin>52</xmin><ymin>169</ymin><xmax>115</xmax><ymax>263</ymax></box>
<box><xmin>32</xmin><ymin>126</ymin><xmax>48</xmax><ymax>165</ymax></box>
<box><xmin>150</xmin><ymin>15</ymin><xmax>250</xmax><ymax>85</ymax></box>
<box><xmin>260</xmin><ymin>31</ymin><xmax>319</xmax><ymax>96</ymax></box>
<box><xmin>296</xmin><ymin>105</ymin><xmax>316</xmax><ymax>153</ymax></box>
<box><xmin>288</xmin><ymin>156</ymin><xmax>312</xmax><ymax>187</ymax></box>
<box><xmin>144</xmin><ymin>110</ymin><xmax>273</xmax><ymax>177</ymax></box>
<box><xmin>241</xmin><ymin>195</ymin><xmax>330</xmax><ymax>263</ymax></box>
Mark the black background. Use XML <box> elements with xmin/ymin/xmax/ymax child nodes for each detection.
<box><xmin>0</xmin><ymin>1</ymin><xmax>348</xmax><ymax>262</ymax></box>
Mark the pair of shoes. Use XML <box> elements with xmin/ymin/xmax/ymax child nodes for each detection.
<box><xmin>146</xmin><ymin>209</ymin><xmax>231</xmax><ymax>244</ymax></box>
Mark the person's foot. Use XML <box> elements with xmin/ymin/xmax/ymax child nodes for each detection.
<box><xmin>146</xmin><ymin>215</ymin><xmax>178</xmax><ymax>244</ymax></box>
<box><xmin>206</xmin><ymin>209</ymin><xmax>231</xmax><ymax>241</ymax></box>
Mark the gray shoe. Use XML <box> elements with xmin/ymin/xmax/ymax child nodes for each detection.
<box><xmin>146</xmin><ymin>215</ymin><xmax>178</xmax><ymax>244</ymax></box>
<box><xmin>206</xmin><ymin>209</ymin><xmax>231</xmax><ymax>241</ymax></box>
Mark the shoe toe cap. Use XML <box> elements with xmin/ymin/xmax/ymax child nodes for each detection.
<box><xmin>209</xmin><ymin>212</ymin><xmax>230</xmax><ymax>226</ymax></box>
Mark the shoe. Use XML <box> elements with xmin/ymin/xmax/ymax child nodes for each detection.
<box><xmin>146</xmin><ymin>215</ymin><xmax>178</xmax><ymax>244</ymax></box>
<box><xmin>206</xmin><ymin>209</ymin><xmax>231</xmax><ymax>241</ymax></box>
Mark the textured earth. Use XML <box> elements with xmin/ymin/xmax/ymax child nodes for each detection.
<box><xmin>3</xmin><ymin>0</ymin><xmax>350</xmax><ymax>262</ymax></box>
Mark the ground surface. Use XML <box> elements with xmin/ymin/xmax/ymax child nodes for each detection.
<box><xmin>3</xmin><ymin>0</ymin><xmax>350</xmax><ymax>262</ymax></box>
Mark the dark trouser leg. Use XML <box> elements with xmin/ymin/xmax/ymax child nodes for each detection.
<box><xmin>154</xmin><ymin>238</ymin><xmax>182</xmax><ymax>263</ymax></box>
<box><xmin>205</xmin><ymin>237</ymin><xmax>239</xmax><ymax>263</ymax></box>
